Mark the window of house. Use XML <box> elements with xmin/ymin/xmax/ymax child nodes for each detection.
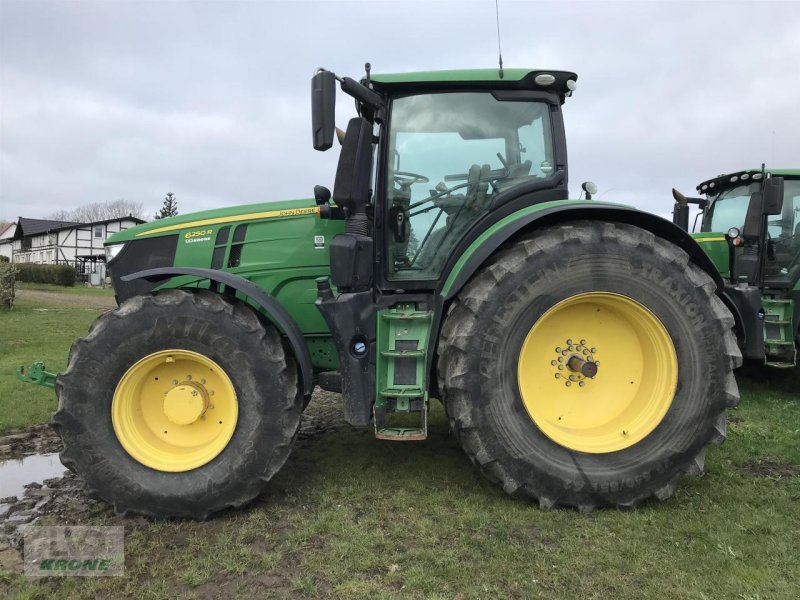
<box><xmin>94</xmin><ymin>226</ymin><xmax>103</xmax><ymax>238</ymax></box>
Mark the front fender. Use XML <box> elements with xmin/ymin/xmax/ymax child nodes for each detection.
<box><xmin>121</xmin><ymin>267</ymin><xmax>314</xmax><ymax>395</ymax></box>
<box><xmin>439</xmin><ymin>201</ymin><xmax>724</xmax><ymax>300</ymax></box>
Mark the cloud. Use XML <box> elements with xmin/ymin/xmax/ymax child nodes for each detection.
<box><xmin>1</xmin><ymin>0</ymin><xmax>798</xmax><ymax>223</ymax></box>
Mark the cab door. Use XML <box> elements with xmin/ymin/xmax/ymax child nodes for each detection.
<box><xmin>764</xmin><ymin>178</ymin><xmax>800</xmax><ymax>288</ymax></box>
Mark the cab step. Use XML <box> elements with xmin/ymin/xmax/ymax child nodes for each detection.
<box><xmin>762</xmin><ymin>298</ymin><xmax>796</xmax><ymax>368</ymax></box>
<box><xmin>374</xmin><ymin>303</ymin><xmax>432</xmax><ymax>441</ymax></box>
<box><xmin>373</xmin><ymin>404</ymin><xmax>428</xmax><ymax>441</ymax></box>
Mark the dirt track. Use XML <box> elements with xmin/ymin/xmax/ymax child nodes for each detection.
<box><xmin>15</xmin><ymin>288</ymin><xmax>117</xmax><ymax>310</ymax></box>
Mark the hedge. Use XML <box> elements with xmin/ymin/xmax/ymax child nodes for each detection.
<box><xmin>0</xmin><ymin>263</ymin><xmax>17</xmax><ymax>310</ymax></box>
<box><xmin>15</xmin><ymin>263</ymin><xmax>76</xmax><ymax>286</ymax></box>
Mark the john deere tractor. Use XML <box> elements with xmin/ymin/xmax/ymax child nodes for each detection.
<box><xmin>20</xmin><ymin>65</ymin><xmax>741</xmax><ymax>518</ymax></box>
<box><xmin>673</xmin><ymin>168</ymin><xmax>799</xmax><ymax>369</ymax></box>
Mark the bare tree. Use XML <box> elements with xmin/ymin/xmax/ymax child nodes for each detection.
<box><xmin>47</xmin><ymin>199</ymin><xmax>147</xmax><ymax>223</ymax></box>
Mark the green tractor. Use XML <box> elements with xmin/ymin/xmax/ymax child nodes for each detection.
<box><xmin>673</xmin><ymin>168</ymin><xmax>799</xmax><ymax>369</ymax></box>
<box><xmin>20</xmin><ymin>65</ymin><xmax>741</xmax><ymax>518</ymax></box>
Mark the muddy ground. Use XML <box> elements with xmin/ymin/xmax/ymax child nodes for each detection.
<box><xmin>0</xmin><ymin>390</ymin><xmax>345</xmax><ymax>572</ymax></box>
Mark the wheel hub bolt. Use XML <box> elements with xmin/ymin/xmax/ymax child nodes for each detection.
<box><xmin>550</xmin><ymin>339</ymin><xmax>598</xmax><ymax>386</ymax></box>
<box><xmin>567</xmin><ymin>355</ymin><xmax>599</xmax><ymax>378</ymax></box>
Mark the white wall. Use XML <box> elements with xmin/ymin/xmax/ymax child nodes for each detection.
<box><xmin>0</xmin><ymin>223</ymin><xmax>17</xmax><ymax>261</ymax></box>
<box><xmin>0</xmin><ymin>239</ymin><xmax>13</xmax><ymax>261</ymax></box>
<box><xmin>11</xmin><ymin>218</ymin><xmax>140</xmax><ymax>274</ymax></box>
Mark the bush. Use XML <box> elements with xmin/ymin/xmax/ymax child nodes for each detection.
<box><xmin>15</xmin><ymin>263</ymin><xmax>76</xmax><ymax>286</ymax></box>
<box><xmin>0</xmin><ymin>263</ymin><xmax>17</xmax><ymax>310</ymax></box>
<box><xmin>0</xmin><ymin>255</ymin><xmax>9</xmax><ymax>262</ymax></box>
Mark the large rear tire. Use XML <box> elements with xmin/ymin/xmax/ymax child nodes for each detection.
<box><xmin>54</xmin><ymin>289</ymin><xmax>303</xmax><ymax>519</ymax></box>
<box><xmin>438</xmin><ymin>221</ymin><xmax>741</xmax><ymax>510</ymax></box>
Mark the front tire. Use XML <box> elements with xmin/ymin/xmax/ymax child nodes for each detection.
<box><xmin>54</xmin><ymin>290</ymin><xmax>303</xmax><ymax>519</ymax></box>
<box><xmin>438</xmin><ymin>221</ymin><xmax>741</xmax><ymax>510</ymax></box>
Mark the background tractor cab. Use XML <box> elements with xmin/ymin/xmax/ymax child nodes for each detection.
<box><xmin>673</xmin><ymin>169</ymin><xmax>800</xmax><ymax>367</ymax></box>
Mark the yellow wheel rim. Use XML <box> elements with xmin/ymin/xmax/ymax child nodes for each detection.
<box><xmin>517</xmin><ymin>292</ymin><xmax>677</xmax><ymax>453</ymax></box>
<box><xmin>112</xmin><ymin>350</ymin><xmax>238</xmax><ymax>472</ymax></box>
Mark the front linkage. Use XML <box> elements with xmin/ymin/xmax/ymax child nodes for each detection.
<box><xmin>17</xmin><ymin>361</ymin><xmax>57</xmax><ymax>389</ymax></box>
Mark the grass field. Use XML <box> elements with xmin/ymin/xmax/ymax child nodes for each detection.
<box><xmin>1</xmin><ymin>285</ymin><xmax>798</xmax><ymax>599</ymax></box>
<box><xmin>0</xmin><ymin>284</ymin><xmax>113</xmax><ymax>431</ymax></box>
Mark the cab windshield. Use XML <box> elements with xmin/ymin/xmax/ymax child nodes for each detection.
<box><xmin>384</xmin><ymin>92</ymin><xmax>555</xmax><ymax>280</ymax></box>
<box><xmin>702</xmin><ymin>182</ymin><xmax>759</xmax><ymax>233</ymax></box>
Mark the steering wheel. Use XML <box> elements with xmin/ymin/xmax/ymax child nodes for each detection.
<box><xmin>394</xmin><ymin>171</ymin><xmax>429</xmax><ymax>190</ymax></box>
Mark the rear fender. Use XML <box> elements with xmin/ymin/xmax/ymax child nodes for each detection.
<box><xmin>440</xmin><ymin>203</ymin><xmax>724</xmax><ymax>300</ymax></box>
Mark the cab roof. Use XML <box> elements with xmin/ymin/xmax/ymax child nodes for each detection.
<box><xmin>369</xmin><ymin>68</ymin><xmax>578</xmax><ymax>99</ymax></box>
<box><xmin>696</xmin><ymin>168</ymin><xmax>800</xmax><ymax>194</ymax></box>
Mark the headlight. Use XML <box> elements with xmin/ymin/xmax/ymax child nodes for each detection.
<box><xmin>105</xmin><ymin>243</ymin><xmax>126</xmax><ymax>263</ymax></box>
<box><xmin>726</xmin><ymin>227</ymin><xmax>741</xmax><ymax>239</ymax></box>
<box><xmin>534</xmin><ymin>73</ymin><xmax>556</xmax><ymax>86</ymax></box>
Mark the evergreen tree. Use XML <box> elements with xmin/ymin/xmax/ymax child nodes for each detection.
<box><xmin>154</xmin><ymin>193</ymin><xmax>178</xmax><ymax>220</ymax></box>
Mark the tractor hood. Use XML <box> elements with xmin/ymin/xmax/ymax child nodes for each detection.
<box><xmin>104</xmin><ymin>196</ymin><xmax>344</xmax><ymax>334</ymax></box>
<box><xmin>106</xmin><ymin>198</ymin><xmax>320</xmax><ymax>245</ymax></box>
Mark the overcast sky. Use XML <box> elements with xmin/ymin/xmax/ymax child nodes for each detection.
<box><xmin>1</xmin><ymin>0</ymin><xmax>798</xmax><ymax>224</ymax></box>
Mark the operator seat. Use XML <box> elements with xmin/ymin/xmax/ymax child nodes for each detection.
<box><xmin>414</xmin><ymin>164</ymin><xmax>491</xmax><ymax>271</ymax></box>
<box><xmin>464</xmin><ymin>164</ymin><xmax>491</xmax><ymax>211</ymax></box>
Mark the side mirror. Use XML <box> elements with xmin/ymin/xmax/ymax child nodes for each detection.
<box><xmin>763</xmin><ymin>176</ymin><xmax>784</xmax><ymax>215</ymax></box>
<box><xmin>311</xmin><ymin>70</ymin><xmax>336</xmax><ymax>151</ymax></box>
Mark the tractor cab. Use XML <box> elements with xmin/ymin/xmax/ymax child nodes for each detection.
<box><xmin>310</xmin><ymin>66</ymin><xmax>577</xmax><ymax>432</ymax></box>
<box><xmin>311</xmin><ymin>67</ymin><xmax>574</xmax><ymax>288</ymax></box>
<box><xmin>673</xmin><ymin>169</ymin><xmax>800</xmax><ymax>367</ymax></box>
<box><xmin>699</xmin><ymin>170</ymin><xmax>800</xmax><ymax>287</ymax></box>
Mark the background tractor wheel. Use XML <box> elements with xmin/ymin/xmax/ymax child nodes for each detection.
<box><xmin>54</xmin><ymin>289</ymin><xmax>303</xmax><ymax>519</ymax></box>
<box><xmin>438</xmin><ymin>221</ymin><xmax>741</xmax><ymax>510</ymax></box>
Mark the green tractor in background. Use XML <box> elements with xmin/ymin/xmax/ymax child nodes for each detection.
<box><xmin>673</xmin><ymin>169</ymin><xmax>800</xmax><ymax>369</ymax></box>
<box><xmin>20</xmin><ymin>65</ymin><xmax>742</xmax><ymax>519</ymax></box>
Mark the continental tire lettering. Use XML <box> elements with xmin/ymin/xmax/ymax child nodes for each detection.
<box><xmin>642</xmin><ymin>267</ymin><xmax>705</xmax><ymax>327</ymax></box>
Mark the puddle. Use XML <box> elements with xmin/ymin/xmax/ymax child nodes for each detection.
<box><xmin>0</xmin><ymin>453</ymin><xmax>67</xmax><ymax>514</ymax></box>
